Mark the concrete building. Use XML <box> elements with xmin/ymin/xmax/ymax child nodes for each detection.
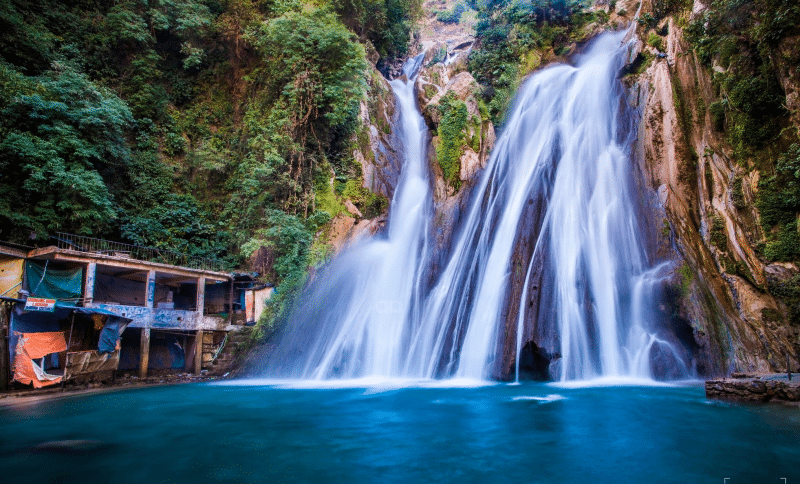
<box><xmin>1</xmin><ymin>235</ymin><xmax>271</xmax><ymax>389</ymax></box>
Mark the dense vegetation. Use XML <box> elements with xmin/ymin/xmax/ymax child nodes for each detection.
<box><xmin>0</xmin><ymin>0</ymin><xmax>418</xmax><ymax>283</ymax></box>
<box><xmin>435</xmin><ymin>91</ymin><xmax>469</xmax><ymax>187</ymax></box>
<box><xmin>466</xmin><ymin>0</ymin><xmax>600</xmax><ymax>124</ymax></box>
<box><xmin>686</xmin><ymin>0</ymin><xmax>800</xmax><ymax>263</ymax></box>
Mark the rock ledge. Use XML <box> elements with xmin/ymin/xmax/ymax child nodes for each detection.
<box><xmin>705</xmin><ymin>374</ymin><xmax>800</xmax><ymax>403</ymax></box>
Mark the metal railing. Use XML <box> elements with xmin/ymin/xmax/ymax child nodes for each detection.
<box><xmin>53</xmin><ymin>233</ymin><xmax>227</xmax><ymax>273</ymax></box>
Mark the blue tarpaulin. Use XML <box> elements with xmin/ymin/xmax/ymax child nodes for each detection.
<box><xmin>10</xmin><ymin>302</ymin><xmax>132</xmax><ymax>361</ymax></box>
<box><xmin>69</xmin><ymin>305</ymin><xmax>132</xmax><ymax>354</ymax></box>
<box><xmin>98</xmin><ymin>320</ymin><xmax>126</xmax><ymax>354</ymax></box>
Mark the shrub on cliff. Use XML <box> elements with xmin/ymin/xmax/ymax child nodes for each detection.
<box><xmin>757</xmin><ymin>144</ymin><xmax>800</xmax><ymax>262</ymax></box>
<box><xmin>437</xmin><ymin>2</ymin><xmax>467</xmax><ymax>23</ymax></box>
<box><xmin>435</xmin><ymin>92</ymin><xmax>469</xmax><ymax>188</ymax></box>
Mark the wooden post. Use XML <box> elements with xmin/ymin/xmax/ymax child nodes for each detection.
<box><xmin>0</xmin><ymin>303</ymin><xmax>9</xmax><ymax>391</ymax></box>
<box><xmin>789</xmin><ymin>353</ymin><xmax>792</xmax><ymax>381</ymax></box>
<box><xmin>139</xmin><ymin>328</ymin><xmax>150</xmax><ymax>379</ymax></box>
<box><xmin>84</xmin><ymin>262</ymin><xmax>96</xmax><ymax>305</ymax></box>
<box><xmin>61</xmin><ymin>312</ymin><xmax>76</xmax><ymax>391</ymax></box>
<box><xmin>194</xmin><ymin>330</ymin><xmax>203</xmax><ymax>375</ymax></box>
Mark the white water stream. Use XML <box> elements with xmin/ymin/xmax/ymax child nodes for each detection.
<box><xmin>265</xmin><ymin>30</ymin><xmax>687</xmax><ymax>382</ymax></box>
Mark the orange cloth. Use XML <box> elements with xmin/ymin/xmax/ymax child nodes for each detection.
<box><xmin>20</xmin><ymin>332</ymin><xmax>67</xmax><ymax>358</ymax></box>
<box><xmin>12</xmin><ymin>332</ymin><xmax>68</xmax><ymax>388</ymax></box>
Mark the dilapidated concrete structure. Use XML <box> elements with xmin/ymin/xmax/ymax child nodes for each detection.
<box><xmin>1</xmin><ymin>235</ymin><xmax>272</xmax><ymax>389</ymax></box>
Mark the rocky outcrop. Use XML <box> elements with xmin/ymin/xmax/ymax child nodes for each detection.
<box><xmin>628</xmin><ymin>1</ymin><xmax>800</xmax><ymax>376</ymax></box>
<box><xmin>706</xmin><ymin>375</ymin><xmax>800</xmax><ymax>403</ymax></box>
<box><xmin>318</xmin><ymin>65</ymin><xmax>398</xmax><ymax>254</ymax></box>
<box><xmin>354</xmin><ymin>67</ymin><xmax>403</xmax><ymax>201</ymax></box>
<box><xmin>417</xmin><ymin>44</ymin><xmax>496</xmax><ymax>196</ymax></box>
<box><xmin>414</xmin><ymin>46</ymin><xmax>496</xmax><ymax>258</ymax></box>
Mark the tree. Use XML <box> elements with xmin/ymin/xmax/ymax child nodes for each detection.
<box><xmin>234</xmin><ymin>9</ymin><xmax>367</xmax><ymax>217</ymax></box>
<box><xmin>0</xmin><ymin>64</ymin><xmax>133</xmax><ymax>242</ymax></box>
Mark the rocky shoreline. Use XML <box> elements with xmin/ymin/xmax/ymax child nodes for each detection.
<box><xmin>705</xmin><ymin>373</ymin><xmax>800</xmax><ymax>404</ymax></box>
<box><xmin>0</xmin><ymin>372</ymin><xmax>224</xmax><ymax>407</ymax></box>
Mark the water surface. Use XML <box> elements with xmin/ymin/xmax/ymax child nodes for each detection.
<box><xmin>1</xmin><ymin>382</ymin><xmax>798</xmax><ymax>482</ymax></box>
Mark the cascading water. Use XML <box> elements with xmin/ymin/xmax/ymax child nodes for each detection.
<box><xmin>261</xmin><ymin>30</ymin><xmax>690</xmax><ymax>382</ymax></box>
<box><xmin>507</xmin><ymin>30</ymin><xmax>682</xmax><ymax>382</ymax></box>
<box><xmin>264</xmin><ymin>53</ymin><xmax>437</xmax><ymax>379</ymax></box>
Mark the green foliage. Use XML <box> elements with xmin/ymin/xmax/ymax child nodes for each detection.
<box><xmin>723</xmin><ymin>71</ymin><xmax>785</xmax><ymax>151</ymax></box>
<box><xmin>467</xmin><ymin>0</ymin><xmax>592</xmax><ymax>124</ymax></box>
<box><xmin>661</xmin><ymin>219</ymin><xmax>671</xmax><ymax>239</ymax></box>
<box><xmin>330</xmin><ymin>0</ymin><xmax>421</xmax><ymax>68</ymax></box>
<box><xmin>243</xmin><ymin>209</ymin><xmax>315</xmax><ymax>333</ymax></box>
<box><xmin>0</xmin><ymin>64</ymin><xmax>132</xmax><ymax>241</ymax></box>
<box><xmin>248</xmin><ymin>10</ymin><xmax>366</xmax><ymax>133</ymax></box>
<box><xmin>756</xmin><ymin>144</ymin><xmax>800</xmax><ymax>262</ymax></box>
<box><xmin>686</xmin><ymin>0</ymin><xmax>797</xmax><ymax>157</ymax></box>
<box><xmin>0</xmin><ymin>0</ymin><xmax>56</xmax><ymax>71</ymax></box>
<box><xmin>709</xmin><ymin>216</ymin><xmax>728</xmax><ymax>250</ymax></box>
<box><xmin>435</xmin><ymin>92</ymin><xmax>468</xmax><ymax>187</ymax></box>
<box><xmin>307</xmin><ymin>236</ymin><xmax>334</xmax><ymax>268</ymax></box>
<box><xmin>762</xmin><ymin>222</ymin><xmax>800</xmax><ymax>262</ymax></box>
<box><xmin>235</xmin><ymin>9</ymin><xmax>367</xmax><ymax>219</ymax></box>
<box><xmin>0</xmin><ymin>0</ymin><xmax>392</xmax><ymax>283</ymax></box>
<box><xmin>427</xmin><ymin>45</ymin><xmax>448</xmax><ymax>66</ymax></box>
<box><xmin>242</xmin><ymin>210</ymin><xmax>313</xmax><ymax>284</ymax></box>
<box><xmin>678</xmin><ymin>263</ymin><xmax>693</xmax><ymax>296</ymax></box>
<box><xmin>121</xmin><ymin>193</ymin><xmax>229</xmax><ymax>259</ymax></box>
<box><xmin>651</xmin><ymin>0</ymin><xmax>691</xmax><ymax>20</ymax></box>
<box><xmin>647</xmin><ymin>31</ymin><xmax>664</xmax><ymax>51</ymax></box>
<box><xmin>315</xmin><ymin>177</ymin><xmax>348</xmax><ymax>219</ymax></box>
<box><xmin>637</xmin><ymin>13</ymin><xmax>656</xmax><ymax>28</ymax></box>
<box><xmin>437</xmin><ymin>2</ymin><xmax>467</xmax><ymax>23</ymax></box>
<box><xmin>768</xmin><ymin>274</ymin><xmax>800</xmax><ymax>326</ymax></box>
<box><xmin>342</xmin><ymin>179</ymin><xmax>388</xmax><ymax>218</ymax></box>
<box><xmin>708</xmin><ymin>100</ymin><xmax>725</xmax><ymax>131</ymax></box>
<box><xmin>731</xmin><ymin>176</ymin><xmax>746</xmax><ymax>209</ymax></box>
<box><xmin>621</xmin><ymin>51</ymin><xmax>653</xmax><ymax>77</ymax></box>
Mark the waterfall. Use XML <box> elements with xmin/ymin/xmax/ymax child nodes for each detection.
<box><xmin>261</xmin><ymin>31</ymin><xmax>689</xmax><ymax>382</ymax></box>
<box><xmin>263</xmin><ymin>53</ymin><xmax>437</xmax><ymax>379</ymax></box>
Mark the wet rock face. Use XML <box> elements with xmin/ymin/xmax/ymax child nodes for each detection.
<box><xmin>353</xmin><ymin>68</ymin><xmax>402</xmax><ymax>201</ymax></box>
<box><xmin>629</xmin><ymin>11</ymin><xmax>800</xmax><ymax>376</ymax></box>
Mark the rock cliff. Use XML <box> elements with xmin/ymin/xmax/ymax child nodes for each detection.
<box><xmin>415</xmin><ymin>42</ymin><xmax>496</xmax><ymax>260</ymax></box>
<box><xmin>627</xmin><ymin>0</ymin><xmax>800</xmax><ymax>376</ymax></box>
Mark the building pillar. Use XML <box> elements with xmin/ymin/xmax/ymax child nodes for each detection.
<box><xmin>196</xmin><ymin>276</ymin><xmax>206</xmax><ymax>314</ymax></box>
<box><xmin>146</xmin><ymin>270</ymin><xmax>156</xmax><ymax>308</ymax></box>
<box><xmin>139</xmin><ymin>270</ymin><xmax>156</xmax><ymax>379</ymax></box>
<box><xmin>194</xmin><ymin>330</ymin><xmax>204</xmax><ymax>375</ymax></box>
<box><xmin>227</xmin><ymin>279</ymin><xmax>235</xmax><ymax>326</ymax></box>
<box><xmin>84</xmin><ymin>262</ymin><xmax>96</xmax><ymax>305</ymax></box>
<box><xmin>139</xmin><ymin>328</ymin><xmax>150</xmax><ymax>379</ymax></box>
<box><xmin>195</xmin><ymin>276</ymin><xmax>206</xmax><ymax>375</ymax></box>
